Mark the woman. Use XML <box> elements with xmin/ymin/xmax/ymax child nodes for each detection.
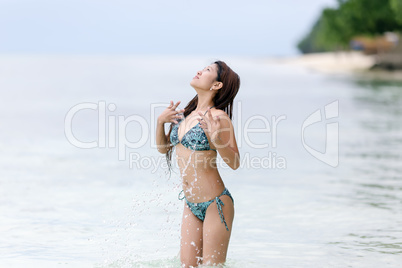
<box><xmin>156</xmin><ymin>60</ymin><xmax>240</xmax><ymax>267</ymax></box>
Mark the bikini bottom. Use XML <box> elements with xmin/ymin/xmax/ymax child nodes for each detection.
<box><xmin>178</xmin><ymin>187</ymin><xmax>234</xmax><ymax>231</ymax></box>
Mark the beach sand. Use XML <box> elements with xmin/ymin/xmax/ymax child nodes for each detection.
<box><xmin>272</xmin><ymin>51</ymin><xmax>402</xmax><ymax>81</ymax></box>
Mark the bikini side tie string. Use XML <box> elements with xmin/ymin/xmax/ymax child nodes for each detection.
<box><xmin>215</xmin><ymin>196</ymin><xmax>229</xmax><ymax>231</ymax></box>
<box><xmin>178</xmin><ymin>190</ymin><xmax>185</xmax><ymax>200</ymax></box>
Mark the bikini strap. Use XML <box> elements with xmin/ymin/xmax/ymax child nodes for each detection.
<box><xmin>215</xmin><ymin>196</ymin><xmax>229</xmax><ymax>231</ymax></box>
<box><xmin>218</xmin><ymin>187</ymin><xmax>234</xmax><ymax>204</ymax></box>
<box><xmin>203</xmin><ymin>105</ymin><xmax>215</xmax><ymax>115</ymax></box>
<box><xmin>178</xmin><ymin>189</ymin><xmax>185</xmax><ymax>200</ymax></box>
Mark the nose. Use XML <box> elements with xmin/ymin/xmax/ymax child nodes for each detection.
<box><xmin>197</xmin><ymin>70</ymin><xmax>202</xmax><ymax>76</ymax></box>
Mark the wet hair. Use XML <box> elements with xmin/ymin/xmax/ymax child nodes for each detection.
<box><xmin>164</xmin><ymin>60</ymin><xmax>240</xmax><ymax>176</ymax></box>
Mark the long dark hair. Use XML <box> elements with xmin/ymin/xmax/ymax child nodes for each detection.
<box><xmin>165</xmin><ymin>60</ymin><xmax>240</xmax><ymax>176</ymax></box>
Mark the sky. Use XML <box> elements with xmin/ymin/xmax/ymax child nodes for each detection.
<box><xmin>0</xmin><ymin>0</ymin><xmax>337</xmax><ymax>56</ymax></box>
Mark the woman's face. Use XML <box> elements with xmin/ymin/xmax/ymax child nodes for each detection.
<box><xmin>190</xmin><ymin>63</ymin><xmax>219</xmax><ymax>90</ymax></box>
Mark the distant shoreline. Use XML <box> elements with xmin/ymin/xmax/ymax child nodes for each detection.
<box><xmin>273</xmin><ymin>51</ymin><xmax>402</xmax><ymax>81</ymax></box>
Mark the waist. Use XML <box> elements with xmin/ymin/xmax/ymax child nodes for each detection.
<box><xmin>179</xmin><ymin>186</ymin><xmax>234</xmax><ymax>204</ymax></box>
<box><xmin>181</xmin><ymin>180</ymin><xmax>225</xmax><ymax>203</ymax></box>
<box><xmin>175</xmin><ymin>151</ymin><xmax>219</xmax><ymax>172</ymax></box>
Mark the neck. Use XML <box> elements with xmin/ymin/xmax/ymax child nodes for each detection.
<box><xmin>196</xmin><ymin>91</ymin><xmax>214</xmax><ymax>111</ymax></box>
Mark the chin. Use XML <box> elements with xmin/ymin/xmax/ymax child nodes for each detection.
<box><xmin>189</xmin><ymin>79</ymin><xmax>197</xmax><ymax>87</ymax></box>
<box><xmin>189</xmin><ymin>80</ymin><xmax>206</xmax><ymax>92</ymax></box>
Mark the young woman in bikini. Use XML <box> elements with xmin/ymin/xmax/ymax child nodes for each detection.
<box><xmin>156</xmin><ymin>60</ymin><xmax>240</xmax><ymax>267</ymax></box>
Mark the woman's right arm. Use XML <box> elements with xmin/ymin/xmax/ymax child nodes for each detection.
<box><xmin>156</xmin><ymin>100</ymin><xmax>184</xmax><ymax>154</ymax></box>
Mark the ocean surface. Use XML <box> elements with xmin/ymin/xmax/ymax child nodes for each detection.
<box><xmin>0</xmin><ymin>54</ymin><xmax>401</xmax><ymax>267</ymax></box>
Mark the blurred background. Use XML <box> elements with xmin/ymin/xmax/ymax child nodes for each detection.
<box><xmin>0</xmin><ymin>0</ymin><xmax>335</xmax><ymax>56</ymax></box>
<box><xmin>1</xmin><ymin>0</ymin><xmax>401</xmax><ymax>267</ymax></box>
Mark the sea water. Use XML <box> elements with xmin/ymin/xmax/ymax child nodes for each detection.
<box><xmin>0</xmin><ymin>54</ymin><xmax>401</xmax><ymax>267</ymax></box>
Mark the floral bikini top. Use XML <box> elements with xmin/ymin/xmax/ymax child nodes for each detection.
<box><xmin>170</xmin><ymin>107</ymin><xmax>217</xmax><ymax>151</ymax></box>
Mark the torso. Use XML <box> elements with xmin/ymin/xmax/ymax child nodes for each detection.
<box><xmin>172</xmin><ymin>109</ymin><xmax>225</xmax><ymax>202</ymax></box>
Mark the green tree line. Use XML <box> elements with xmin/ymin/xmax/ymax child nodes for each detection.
<box><xmin>297</xmin><ymin>0</ymin><xmax>402</xmax><ymax>53</ymax></box>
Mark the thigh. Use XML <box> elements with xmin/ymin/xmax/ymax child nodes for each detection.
<box><xmin>202</xmin><ymin>195</ymin><xmax>235</xmax><ymax>266</ymax></box>
<box><xmin>180</xmin><ymin>201</ymin><xmax>204</xmax><ymax>267</ymax></box>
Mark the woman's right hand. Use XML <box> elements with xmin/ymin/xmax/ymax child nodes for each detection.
<box><xmin>157</xmin><ymin>100</ymin><xmax>184</xmax><ymax>125</ymax></box>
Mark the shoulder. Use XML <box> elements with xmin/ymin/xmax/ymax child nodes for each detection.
<box><xmin>211</xmin><ymin>108</ymin><xmax>229</xmax><ymax>118</ymax></box>
<box><xmin>211</xmin><ymin>108</ymin><xmax>232</xmax><ymax>125</ymax></box>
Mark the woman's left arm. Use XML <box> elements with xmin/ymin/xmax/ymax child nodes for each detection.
<box><xmin>198</xmin><ymin>109</ymin><xmax>240</xmax><ymax>170</ymax></box>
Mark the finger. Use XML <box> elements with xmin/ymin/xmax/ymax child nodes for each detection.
<box><xmin>197</xmin><ymin>112</ymin><xmax>208</xmax><ymax>126</ymax></box>
<box><xmin>172</xmin><ymin>101</ymin><xmax>181</xmax><ymax>110</ymax></box>
<box><xmin>197</xmin><ymin>117</ymin><xmax>205</xmax><ymax>128</ymax></box>
<box><xmin>175</xmin><ymin>109</ymin><xmax>185</xmax><ymax>115</ymax></box>
<box><xmin>197</xmin><ymin>111</ymin><xmax>207</xmax><ymax>122</ymax></box>
<box><xmin>198</xmin><ymin>120</ymin><xmax>205</xmax><ymax>128</ymax></box>
<box><xmin>168</xmin><ymin>100</ymin><xmax>173</xmax><ymax>108</ymax></box>
<box><xmin>207</xmin><ymin>108</ymin><xmax>213</xmax><ymax>121</ymax></box>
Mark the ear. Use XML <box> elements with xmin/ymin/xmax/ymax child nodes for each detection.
<box><xmin>212</xmin><ymin>82</ymin><xmax>223</xmax><ymax>90</ymax></box>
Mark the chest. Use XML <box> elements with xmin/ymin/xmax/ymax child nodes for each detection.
<box><xmin>177</xmin><ymin>115</ymin><xmax>203</xmax><ymax>141</ymax></box>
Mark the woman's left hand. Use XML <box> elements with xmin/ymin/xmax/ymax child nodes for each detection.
<box><xmin>197</xmin><ymin>107</ymin><xmax>221</xmax><ymax>142</ymax></box>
